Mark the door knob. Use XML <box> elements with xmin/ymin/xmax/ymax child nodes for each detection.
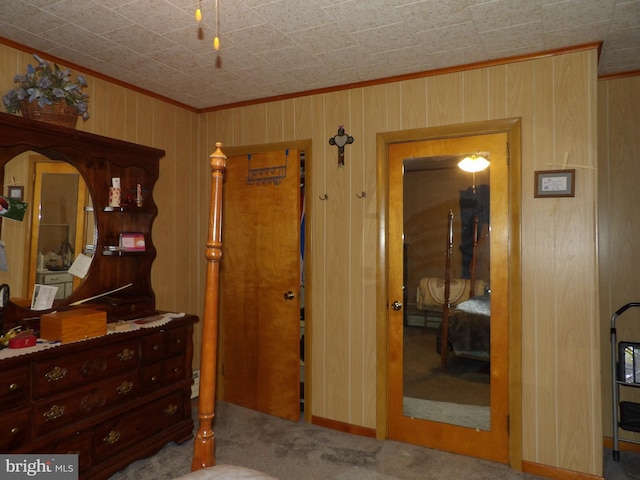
<box><xmin>391</xmin><ymin>301</ymin><xmax>402</xmax><ymax>311</ymax></box>
<box><xmin>283</xmin><ymin>291</ymin><xmax>295</xmax><ymax>300</ymax></box>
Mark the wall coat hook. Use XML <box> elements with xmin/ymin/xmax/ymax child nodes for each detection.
<box><xmin>319</xmin><ymin>193</ymin><xmax>328</xmax><ymax>200</ymax></box>
<box><xmin>356</xmin><ymin>191</ymin><xmax>366</xmax><ymax>198</ymax></box>
<box><xmin>329</xmin><ymin>125</ymin><xmax>354</xmax><ymax>166</ymax></box>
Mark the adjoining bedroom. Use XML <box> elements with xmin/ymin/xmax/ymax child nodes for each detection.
<box><xmin>402</xmin><ymin>150</ymin><xmax>492</xmax><ymax>431</ymax></box>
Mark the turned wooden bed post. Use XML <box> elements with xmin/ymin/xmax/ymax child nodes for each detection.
<box><xmin>192</xmin><ymin>142</ymin><xmax>227</xmax><ymax>471</ymax></box>
<box><xmin>468</xmin><ymin>215</ymin><xmax>479</xmax><ymax>298</ymax></box>
<box><xmin>440</xmin><ymin>210</ymin><xmax>454</xmax><ymax>371</ymax></box>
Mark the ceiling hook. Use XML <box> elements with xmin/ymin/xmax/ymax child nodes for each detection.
<box><xmin>319</xmin><ymin>193</ymin><xmax>328</xmax><ymax>200</ymax></box>
<box><xmin>356</xmin><ymin>191</ymin><xmax>366</xmax><ymax>199</ymax></box>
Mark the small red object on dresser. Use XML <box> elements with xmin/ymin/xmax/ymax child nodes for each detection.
<box><xmin>8</xmin><ymin>334</ymin><xmax>37</xmax><ymax>348</ymax></box>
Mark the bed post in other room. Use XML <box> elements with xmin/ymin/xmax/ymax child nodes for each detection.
<box><xmin>192</xmin><ymin>142</ymin><xmax>227</xmax><ymax>471</ymax></box>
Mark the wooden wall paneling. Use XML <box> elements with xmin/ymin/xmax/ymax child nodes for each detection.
<box><xmin>151</xmin><ymin>101</ymin><xmax>177</xmax><ymax>310</ymax></box>
<box><xmin>293</xmin><ymin>96</ymin><xmax>314</xmax><ymax>140</ymax></box>
<box><xmin>323</xmin><ymin>89</ymin><xmax>352</xmax><ymax>421</ymax></box>
<box><xmin>104</xmin><ymin>83</ymin><xmax>127</xmax><ymax>140</ymax></box>
<box><xmin>399</xmin><ymin>78</ymin><xmax>427</xmax><ymax>130</ymax></box>
<box><xmin>123</xmin><ymin>90</ymin><xmax>139</xmax><ymax>144</ymax></box>
<box><xmin>174</xmin><ymin>107</ymin><xmax>198</xmax><ymax>314</ymax></box>
<box><xmin>426</xmin><ymin>73</ymin><xmax>464</xmax><ymax>127</ymax></box>
<box><xmin>88</xmin><ymin>77</ymin><xmax>109</xmax><ymax>135</ymax></box>
<box><xmin>597</xmin><ymin>82</ymin><xmax>613</xmax><ymax>439</ymax></box>
<box><xmin>599</xmin><ymin>76</ymin><xmax>640</xmax><ymax>445</ymax></box>
<box><xmin>508</xmin><ymin>58</ymin><xmax>545</xmax><ymax>463</ymax></box>
<box><xmin>191</xmin><ymin>111</ymin><xmax>218</xmax><ymax>370</ymax></box>
<box><xmin>487</xmin><ymin>65</ymin><xmax>507</xmax><ymax>120</ymax></box>
<box><xmin>363</xmin><ymin>84</ymin><xmax>388</xmax><ymax>429</ymax></box>
<box><xmin>462</xmin><ymin>69</ymin><xmax>489</xmax><ymax>123</ymax></box>
<box><xmin>266</xmin><ymin>100</ymin><xmax>284</xmax><ymax>142</ymax></box>
<box><xmin>386</xmin><ymin>82</ymin><xmax>402</xmax><ymax>132</ymax></box>
<box><xmin>0</xmin><ymin>47</ymin><xmax>18</xmax><ymax>100</ymax></box>
<box><xmin>135</xmin><ymin>93</ymin><xmax>156</xmax><ymax>147</ymax></box>
<box><xmin>243</xmin><ymin>103</ymin><xmax>268</xmax><ymax>145</ymax></box>
<box><xmin>347</xmin><ymin>88</ymin><xmax>366</xmax><ymax>426</ymax></box>
<box><xmin>552</xmin><ymin>51</ymin><xmax>600</xmax><ymax>472</ymax></box>
<box><xmin>310</xmin><ymin>93</ymin><xmax>327</xmax><ymax>416</ymax></box>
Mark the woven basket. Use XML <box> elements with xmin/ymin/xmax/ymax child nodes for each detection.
<box><xmin>20</xmin><ymin>99</ymin><xmax>78</xmax><ymax>129</ymax></box>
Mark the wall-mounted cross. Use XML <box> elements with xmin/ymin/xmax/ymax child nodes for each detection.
<box><xmin>329</xmin><ymin>126</ymin><xmax>354</xmax><ymax>166</ymax></box>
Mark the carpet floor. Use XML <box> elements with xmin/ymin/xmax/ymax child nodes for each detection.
<box><xmin>107</xmin><ymin>401</ymin><xmax>639</xmax><ymax>480</ymax></box>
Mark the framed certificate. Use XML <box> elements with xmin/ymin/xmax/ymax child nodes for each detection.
<box><xmin>534</xmin><ymin>169</ymin><xmax>575</xmax><ymax>198</ymax></box>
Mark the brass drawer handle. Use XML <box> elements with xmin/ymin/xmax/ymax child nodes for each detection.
<box><xmin>45</xmin><ymin>366</ymin><xmax>68</xmax><ymax>382</ymax></box>
<box><xmin>10</xmin><ymin>427</ymin><xmax>20</xmax><ymax>435</ymax></box>
<box><xmin>151</xmin><ymin>375</ymin><xmax>158</xmax><ymax>382</ymax></box>
<box><xmin>117</xmin><ymin>381</ymin><xmax>134</xmax><ymax>395</ymax></box>
<box><xmin>118</xmin><ymin>348</ymin><xmax>135</xmax><ymax>361</ymax></box>
<box><xmin>152</xmin><ymin>344</ymin><xmax>160</xmax><ymax>351</ymax></box>
<box><xmin>8</xmin><ymin>382</ymin><xmax>18</xmax><ymax>391</ymax></box>
<box><xmin>43</xmin><ymin>404</ymin><xmax>66</xmax><ymax>421</ymax></box>
<box><xmin>103</xmin><ymin>430</ymin><xmax>121</xmax><ymax>445</ymax></box>
<box><xmin>164</xmin><ymin>404</ymin><xmax>178</xmax><ymax>416</ymax></box>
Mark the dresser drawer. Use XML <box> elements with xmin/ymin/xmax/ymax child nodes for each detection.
<box><xmin>35</xmin><ymin>372</ymin><xmax>139</xmax><ymax>436</ymax></box>
<box><xmin>39</xmin><ymin>430</ymin><xmax>92</xmax><ymax>473</ymax></box>
<box><xmin>0</xmin><ymin>407</ymin><xmax>31</xmax><ymax>451</ymax></box>
<box><xmin>92</xmin><ymin>390</ymin><xmax>186</xmax><ymax>463</ymax></box>
<box><xmin>0</xmin><ymin>365</ymin><xmax>30</xmax><ymax>410</ymax></box>
<box><xmin>140</xmin><ymin>327</ymin><xmax>188</xmax><ymax>364</ymax></box>
<box><xmin>140</xmin><ymin>355</ymin><xmax>187</xmax><ymax>391</ymax></box>
<box><xmin>33</xmin><ymin>340</ymin><xmax>139</xmax><ymax>398</ymax></box>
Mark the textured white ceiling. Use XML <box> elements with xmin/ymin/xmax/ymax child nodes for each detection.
<box><xmin>0</xmin><ymin>0</ymin><xmax>638</xmax><ymax>110</ymax></box>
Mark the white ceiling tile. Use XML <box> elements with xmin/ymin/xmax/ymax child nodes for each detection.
<box><xmin>0</xmin><ymin>0</ymin><xmax>635</xmax><ymax>109</ymax></box>
<box><xmin>43</xmin><ymin>0</ymin><xmax>134</xmax><ymax>35</ymax></box>
<box><xmin>254</xmin><ymin>0</ymin><xmax>334</xmax><ymax>34</ymax></box>
<box><xmin>480</xmin><ymin>22</ymin><xmax>544</xmax><ymax>55</ymax></box>
<box><xmin>113</xmin><ymin>0</ymin><xmax>194</xmax><ymax>35</ymax></box>
<box><xmin>224</xmin><ymin>23</ymin><xmax>294</xmax><ymax>55</ymax></box>
<box><xmin>102</xmin><ymin>24</ymin><xmax>176</xmax><ymax>54</ymax></box>
<box><xmin>286</xmin><ymin>22</ymin><xmax>356</xmax><ymax>55</ymax></box>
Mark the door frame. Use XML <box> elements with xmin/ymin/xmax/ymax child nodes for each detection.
<box><xmin>219</xmin><ymin>140</ymin><xmax>313</xmax><ymax>424</ymax></box>
<box><xmin>375</xmin><ymin>119</ymin><xmax>523</xmax><ymax>468</ymax></box>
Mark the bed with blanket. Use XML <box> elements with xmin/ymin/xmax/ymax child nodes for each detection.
<box><xmin>176</xmin><ymin>144</ymin><xmax>276</xmax><ymax>479</ymax></box>
<box><xmin>427</xmin><ymin>211</ymin><xmax>491</xmax><ymax>368</ymax></box>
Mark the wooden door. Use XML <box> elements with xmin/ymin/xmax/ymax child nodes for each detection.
<box><xmin>387</xmin><ymin>133</ymin><xmax>510</xmax><ymax>463</ymax></box>
<box><xmin>220</xmin><ymin>149</ymin><xmax>301</xmax><ymax>421</ymax></box>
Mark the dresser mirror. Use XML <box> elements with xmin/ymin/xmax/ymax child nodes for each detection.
<box><xmin>2</xmin><ymin>152</ymin><xmax>95</xmax><ymax>300</ymax></box>
<box><xmin>0</xmin><ymin>112</ymin><xmax>163</xmax><ymax>327</ymax></box>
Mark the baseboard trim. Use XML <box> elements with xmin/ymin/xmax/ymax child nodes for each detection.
<box><xmin>603</xmin><ymin>435</ymin><xmax>640</xmax><ymax>454</ymax></box>
<box><xmin>311</xmin><ymin>415</ymin><xmax>376</xmax><ymax>438</ymax></box>
<box><xmin>522</xmin><ymin>460</ymin><xmax>602</xmax><ymax>480</ymax></box>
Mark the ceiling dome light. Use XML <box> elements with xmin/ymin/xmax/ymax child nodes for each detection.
<box><xmin>458</xmin><ymin>154</ymin><xmax>490</xmax><ymax>173</ymax></box>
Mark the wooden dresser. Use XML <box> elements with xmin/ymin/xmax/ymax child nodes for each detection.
<box><xmin>0</xmin><ymin>313</ymin><xmax>196</xmax><ymax>480</ymax></box>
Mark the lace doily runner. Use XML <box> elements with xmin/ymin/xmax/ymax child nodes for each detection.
<box><xmin>0</xmin><ymin>312</ymin><xmax>186</xmax><ymax>360</ymax></box>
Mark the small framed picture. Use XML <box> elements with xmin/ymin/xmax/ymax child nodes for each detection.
<box><xmin>8</xmin><ymin>185</ymin><xmax>24</xmax><ymax>201</ymax></box>
<box><xmin>534</xmin><ymin>169</ymin><xmax>575</xmax><ymax>198</ymax></box>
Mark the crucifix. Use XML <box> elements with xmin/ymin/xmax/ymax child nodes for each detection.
<box><xmin>329</xmin><ymin>126</ymin><xmax>354</xmax><ymax>166</ymax></box>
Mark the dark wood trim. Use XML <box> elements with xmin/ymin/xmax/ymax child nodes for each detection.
<box><xmin>311</xmin><ymin>415</ymin><xmax>376</xmax><ymax>438</ymax></box>
<box><xmin>522</xmin><ymin>460</ymin><xmax>603</xmax><ymax>480</ymax></box>
<box><xmin>1</xmin><ymin>36</ymin><xmax>606</xmax><ymax>114</ymax></box>
<box><xmin>598</xmin><ymin>70</ymin><xmax>640</xmax><ymax>81</ymax></box>
<box><xmin>603</xmin><ymin>436</ymin><xmax>640</xmax><ymax>454</ymax></box>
